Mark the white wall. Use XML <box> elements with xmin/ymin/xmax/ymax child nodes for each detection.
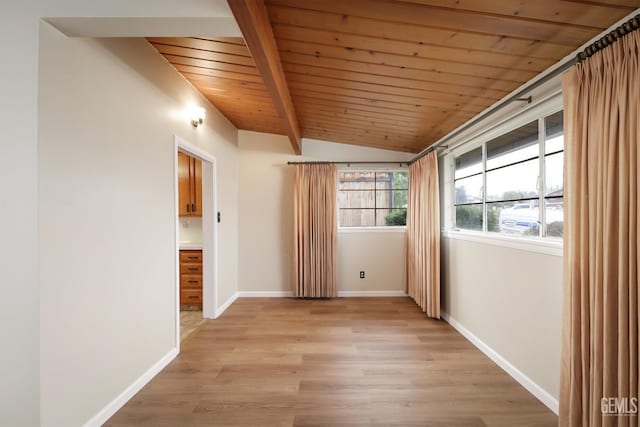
<box><xmin>237</xmin><ymin>132</ymin><xmax>295</xmax><ymax>293</ymax></box>
<box><xmin>0</xmin><ymin>7</ymin><xmax>42</xmax><ymax>426</ymax></box>
<box><xmin>1</xmin><ymin>3</ymin><xmax>238</xmax><ymax>425</ymax></box>
<box><xmin>38</xmin><ymin>24</ymin><xmax>238</xmax><ymax>426</ymax></box>
<box><xmin>179</xmin><ymin>218</ymin><xmax>203</xmax><ymax>244</ymax></box>
<box><xmin>338</xmin><ymin>230</ymin><xmax>406</xmax><ymax>292</ymax></box>
<box><xmin>440</xmin><ymin>236</ymin><xmax>562</xmax><ymax>405</ymax></box>
<box><xmin>238</xmin><ymin>131</ymin><xmax>410</xmax><ymax>294</ymax></box>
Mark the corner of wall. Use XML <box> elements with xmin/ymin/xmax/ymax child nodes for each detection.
<box><xmin>82</xmin><ymin>348</ymin><xmax>178</xmax><ymax>427</ymax></box>
<box><xmin>441</xmin><ymin>311</ymin><xmax>559</xmax><ymax>414</ymax></box>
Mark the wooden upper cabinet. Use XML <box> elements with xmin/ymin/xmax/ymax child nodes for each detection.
<box><xmin>178</xmin><ymin>152</ymin><xmax>191</xmax><ymax>216</ymax></box>
<box><xmin>178</xmin><ymin>151</ymin><xmax>203</xmax><ymax>217</ymax></box>
<box><xmin>192</xmin><ymin>155</ymin><xmax>203</xmax><ymax>216</ymax></box>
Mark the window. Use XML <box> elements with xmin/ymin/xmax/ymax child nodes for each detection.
<box><xmin>338</xmin><ymin>171</ymin><xmax>408</xmax><ymax>227</ymax></box>
<box><xmin>454</xmin><ymin>147</ymin><xmax>483</xmax><ymax>231</ymax></box>
<box><xmin>453</xmin><ymin>110</ymin><xmax>564</xmax><ymax>238</ymax></box>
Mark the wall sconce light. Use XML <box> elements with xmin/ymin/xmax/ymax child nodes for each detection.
<box><xmin>190</xmin><ymin>107</ymin><xmax>206</xmax><ymax>128</ymax></box>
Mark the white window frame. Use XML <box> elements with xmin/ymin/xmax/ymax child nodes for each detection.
<box><xmin>443</xmin><ymin>94</ymin><xmax>563</xmax><ymax>256</ymax></box>
<box><xmin>337</xmin><ymin>167</ymin><xmax>409</xmax><ymax>232</ymax></box>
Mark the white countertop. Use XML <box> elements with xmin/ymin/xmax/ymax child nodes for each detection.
<box><xmin>179</xmin><ymin>241</ymin><xmax>202</xmax><ymax>250</ymax></box>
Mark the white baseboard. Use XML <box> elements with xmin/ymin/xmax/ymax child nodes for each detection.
<box><xmin>338</xmin><ymin>290</ymin><xmax>407</xmax><ymax>297</ymax></box>
<box><xmin>441</xmin><ymin>312</ymin><xmax>559</xmax><ymax>415</ymax></box>
<box><xmin>83</xmin><ymin>347</ymin><xmax>178</xmax><ymax>427</ymax></box>
<box><xmin>216</xmin><ymin>292</ymin><xmax>238</xmax><ymax>317</ymax></box>
<box><xmin>237</xmin><ymin>291</ymin><xmax>294</xmax><ymax>297</ymax></box>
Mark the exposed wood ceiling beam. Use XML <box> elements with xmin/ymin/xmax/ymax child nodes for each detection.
<box><xmin>227</xmin><ymin>0</ymin><xmax>302</xmax><ymax>154</ymax></box>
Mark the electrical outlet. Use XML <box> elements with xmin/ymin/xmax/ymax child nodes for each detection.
<box><xmin>360</xmin><ymin>271</ymin><xmax>365</xmax><ymax>279</ymax></box>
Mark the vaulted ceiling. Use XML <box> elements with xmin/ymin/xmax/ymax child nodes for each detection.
<box><xmin>148</xmin><ymin>0</ymin><xmax>640</xmax><ymax>154</ymax></box>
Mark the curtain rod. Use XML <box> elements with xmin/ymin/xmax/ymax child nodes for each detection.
<box><xmin>408</xmin><ymin>13</ymin><xmax>640</xmax><ymax>166</ymax></box>
<box><xmin>287</xmin><ymin>161</ymin><xmax>409</xmax><ymax>166</ymax></box>
<box><xmin>577</xmin><ymin>13</ymin><xmax>639</xmax><ymax>61</ymax></box>
<box><xmin>408</xmin><ymin>61</ymin><xmax>574</xmax><ymax>165</ymax></box>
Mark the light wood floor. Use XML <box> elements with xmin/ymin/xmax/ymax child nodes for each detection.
<box><xmin>106</xmin><ymin>297</ymin><xmax>557</xmax><ymax>427</ymax></box>
<box><xmin>180</xmin><ymin>310</ymin><xmax>205</xmax><ymax>342</ymax></box>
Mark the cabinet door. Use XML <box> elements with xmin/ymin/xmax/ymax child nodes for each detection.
<box><xmin>192</xmin><ymin>157</ymin><xmax>203</xmax><ymax>217</ymax></box>
<box><xmin>178</xmin><ymin>152</ymin><xmax>192</xmax><ymax>216</ymax></box>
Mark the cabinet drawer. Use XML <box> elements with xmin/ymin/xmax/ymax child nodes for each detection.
<box><xmin>180</xmin><ymin>289</ymin><xmax>202</xmax><ymax>305</ymax></box>
<box><xmin>180</xmin><ymin>250</ymin><xmax>202</xmax><ymax>263</ymax></box>
<box><xmin>180</xmin><ymin>263</ymin><xmax>202</xmax><ymax>275</ymax></box>
<box><xmin>181</xmin><ymin>275</ymin><xmax>202</xmax><ymax>289</ymax></box>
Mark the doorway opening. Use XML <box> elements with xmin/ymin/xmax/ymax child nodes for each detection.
<box><xmin>173</xmin><ymin>136</ymin><xmax>218</xmax><ymax>350</ymax></box>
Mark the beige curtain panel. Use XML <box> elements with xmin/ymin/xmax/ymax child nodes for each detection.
<box><xmin>293</xmin><ymin>164</ymin><xmax>338</xmax><ymax>298</ymax></box>
<box><xmin>406</xmin><ymin>151</ymin><xmax>441</xmax><ymax>318</ymax></box>
<box><xmin>560</xmin><ymin>31</ymin><xmax>639</xmax><ymax>426</ymax></box>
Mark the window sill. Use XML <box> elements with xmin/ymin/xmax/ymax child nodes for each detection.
<box><xmin>442</xmin><ymin>229</ymin><xmax>562</xmax><ymax>257</ymax></box>
<box><xmin>339</xmin><ymin>226</ymin><xmax>407</xmax><ymax>233</ymax></box>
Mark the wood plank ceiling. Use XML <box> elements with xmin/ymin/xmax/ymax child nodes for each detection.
<box><xmin>147</xmin><ymin>37</ymin><xmax>286</xmax><ymax>135</ymax></box>
<box><xmin>150</xmin><ymin>0</ymin><xmax>640</xmax><ymax>153</ymax></box>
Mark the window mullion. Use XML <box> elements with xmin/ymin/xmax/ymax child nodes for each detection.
<box><xmin>451</xmin><ymin>160</ymin><xmax>457</xmax><ymax>230</ymax></box>
<box><xmin>374</xmin><ymin>173</ymin><xmax>377</xmax><ymax>226</ymax></box>
<box><xmin>539</xmin><ymin>117</ymin><xmax>546</xmax><ymax>238</ymax></box>
<box><xmin>482</xmin><ymin>141</ymin><xmax>487</xmax><ymax>232</ymax></box>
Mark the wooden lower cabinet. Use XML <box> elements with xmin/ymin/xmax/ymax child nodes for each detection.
<box><xmin>180</xmin><ymin>289</ymin><xmax>202</xmax><ymax>305</ymax></box>
<box><xmin>180</xmin><ymin>250</ymin><xmax>202</xmax><ymax>310</ymax></box>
